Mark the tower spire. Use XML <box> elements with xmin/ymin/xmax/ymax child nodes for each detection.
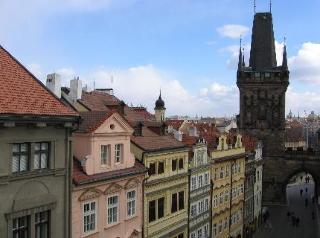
<box><xmin>282</xmin><ymin>37</ymin><xmax>288</xmax><ymax>69</ymax></box>
<box><xmin>242</xmin><ymin>48</ymin><xmax>245</xmax><ymax>67</ymax></box>
<box><xmin>270</xmin><ymin>0</ymin><xmax>272</xmax><ymax>13</ymax></box>
<box><xmin>254</xmin><ymin>0</ymin><xmax>256</xmax><ymax>14</ymax></box>
<box><xmin>238</xmin><ymin>36</ymin><xmax>243</xmax><ymax>70</ymax></box>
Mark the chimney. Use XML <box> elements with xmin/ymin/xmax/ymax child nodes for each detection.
<box><xmin>95</xmin><ymin>88</ymin><xmax>114</xmax><ymax>95</ymax></box>
<box><xmin>70</xmin><ymin>77</ymin><xmax>82</xmax><ymax>101</ymax></box>
<box><xmin>174</xmin><ymin>130</ymin><xmax>183</xmax><ymax>141</ymax></box>
<box><xmin>117</xmin><ymin>101</ymin><xmax>126</xmax><ymax>115</ymax></box>
<box><xmin>46</xmin><ymin>73</ymin><xmax>61</xmax><ymax>98</ymax></box>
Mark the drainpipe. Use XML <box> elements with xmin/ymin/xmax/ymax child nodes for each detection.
<box><xmin>210</xmin><ymin>177</ymin><xmax>214</xmax><ymax>238</ymax></box>
<box><xmin>229</xmin><ymin>160</ymin><xmax>235</xmax><ymax>237</ymax></box>
<box><xmin>187</xmin><ymin>167</ymin><xmax>191</xmax><ymax>238</ymax></box>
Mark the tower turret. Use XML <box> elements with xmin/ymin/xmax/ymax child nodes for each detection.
<box><xmin>155</xmin><ymin>90</ymin><xmax>166</xmax><ymax>122</ymax></box>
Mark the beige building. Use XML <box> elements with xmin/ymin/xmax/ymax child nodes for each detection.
<box><xmin>210</xmin><ymin>133</ymin><xmax>245</xmax><ymax>238</ymax></box>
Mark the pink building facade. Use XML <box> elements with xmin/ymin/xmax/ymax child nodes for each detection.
<box><xmin>72</xmin><ymin>111</ymin><xmax>146</xmax><ymax>238</ymax></box>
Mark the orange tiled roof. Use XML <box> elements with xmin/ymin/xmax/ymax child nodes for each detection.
<box><xmin>78</xmin><ymin>111</ymin><xmax>114</xmax><ymax>133</ymax></box>
<box><xmin>131</xmin><ymin>135</ymin><xmax>186</xmax><ymax>152</ymax></box>
<box><xmin>0</xmin><ymin>46</ymin><xmax>78</xmax><ymax>117</ymax></box>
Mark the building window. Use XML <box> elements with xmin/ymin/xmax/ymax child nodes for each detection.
<box><xmin>190</xmin><ymin>232</ymin><xmax>196</xmax><ymax>238</ymax></box>
<box><xmin>198</xmin><ymin>175</ymin><xmax>203</xmax><ymax>188</ymax></box>
<box><xmin>158</xmin><ymin>161</ymin><xmax>164</xmax><ymax>174</ymax></box>
<box><xmin>34</xmin><ymin>142</ymin><xmax>49</xmax><ymax>170</ymax></box>
<box><xmin>172</xmin><ymin>159</ymin><xmax>177</xmax><ymax>171</ymax></box>
<box><xmin>171</xmin><ymin>191</ymin><xmax>184</xmax><ymax>213</ymax></box>
<box><xmin>204</xmin><ymin>173</ymin><xmax>209</xmax><ymax>185</ymax></box>
<box><xmin>114</xmin><ymin>144</ymin><xmax>122</xmax><ymax>163</ymax></box>
<box><xmin>197</xmin><ymin>228</ymin><xmax>202</xmax><ymax>238</ymax></box>
<box><xmin>190</xmin><ymin>204</ymin><xmax>197</xmax><ymax>217</ymax></box>
<box><xmin>219</xmin><ymin>193</ymin><xmax>223</xmax><ymax>204</ymax></box>
<box><xmin>219</xmin><ymin>167</ymin><xmax>224</xmax><ymax>179</ymax></box>
<box><xmin>127</xmin><ymin>190</ymin><xmax>136</xmax><ymax>217</ymax></box>
<box><xmin>101</xmin><ymin>145</ymin><xmax>110</xmax><ymax>165</ymax></box>
<box><xmin>83</xmin><ymin>201</ymin><xmax>96</xmax><ymax>233</ymax></box>
<box><xmin>191</xmin><ymin>176</ymin><xmax>197</xmax><ymax>191</ymax></box>
<box><xmin>149</xmin><ymin>163</ymin><xmax>156</xmax><ymax>175</ymax></box>
<box><xmin>213</xmin><ymin>195</ymin><xmax>218</xmax><ymax>208</ymax></box>
<box><xmin>171</xmin><ymin>193</ymin><xmax>177</xmax><ymax>213</ymax></box>
<box><xmin>35</xmin><ymin>211</ymin><xmax>49</xmax><ymax>238</ymax></box>
<box><xmin>107</xmin><ymin>195</ymin><xmax>119</xmax><ymax>224</ymax></box>
<box><xmin>204</xmin><ymin>224</ymin><xmax>209</xmax><ymax>237</ymax></box>
<box><xmin>178</xmin><ymin>158</ymin><xmax>184</xmax><ymax>169</ymax></box>
<box><xmin>179</xmin><ymin>191</ymin><xmax>184</xmax><ymax>210</ymax></box>
<box><xmin>12</xmin><ymin>143</ymin><xmax>29</xmax><ymax>173</ymax></box>
<box><xmin>225</xmin><ymin>165</ymin><xmax>229</xmax><ymax>177</ymax></box>
<box><xmin>204</xmin><ymin>198</ymin><xmax>209</xmax><ymax>211</ymax></box>
<box><xmin>213</xmin><ymin>223</ymin><xmax>217</xmax><ymax>237</ymax></box>
<box><xmin>198</xmin><ymin>200</ymin><xmax>204</xmax><ymax>214</ymax></box>
<box><xmin>158</xmin><ymin>197</ymin><xmax>164</xmax><ymax>219</ymax></box>
<box><xmin>173</xmin><ymin>233</ymin><xmax>184</xmax><ymax>238</ymax></box>
<box><xmin>149</xmin><ymin>197</ymin><xmax>164</xmax><ymax>223</ymax></box>
<box><xmin>149</xmin><ymin>200</ymin><xmax>156</xmax><ymax>222</ymax></box>
<box><xmin>13</xmin><ymin>216</ymin><xmax>29</xmax><ymax>238</ymax></box>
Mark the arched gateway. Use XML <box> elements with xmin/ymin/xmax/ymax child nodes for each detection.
<box><xmin>237</xmin><ymin>12</ymin><xmax>320</xmax><ymax>204</ymax></box>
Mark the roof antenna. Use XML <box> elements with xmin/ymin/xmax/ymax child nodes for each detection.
<box><xmin>254</xmin><ymin>0</ymin><xmax>256</xmax><ymax>14</ymax></box>
<box><xmin>269</xmin><ymin>0</ymin><xmax>272</xmax><ymax>13</ymax></box>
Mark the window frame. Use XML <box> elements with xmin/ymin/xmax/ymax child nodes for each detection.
<box><xmin>114</xmin><ymin>144</ymin><xmax>123</xmax><ymax>164</ymax></box>
<box><xmin>13</xmin><ymin>215</ymin><xmax>30</xmax><ymax>238</ymax></box>
<box><xmin>12</xmin><ymin>143</ymin><xmax>30</xmax><ymax>173</ymax></box>
<box><xmin>35</xmin><ymin>210</ymin><xmax>50</xmax><ymax>238</ymax></box>
<box><xmin>34</xmin><ymin>142</ymin><xmax>50</xmax><ymax>170</ymax></box>
<box><xmin>100</xmin><ymin>145</ymin><xmax>110</xmax><ymax>166</ymax></box>
<box><xmin>83</xmin><ymin>200</ymin><xmax>97</xmax><ymax>234</ymax></box>
<box><xmin>107</xmin><ymin>195</ymin><xmax>119</xmax><ymax>225</ymax></box>
<box><xmin>127</xmin><ymin>190</ymin><xmax>136</xmax><ymax>218</ymax></box>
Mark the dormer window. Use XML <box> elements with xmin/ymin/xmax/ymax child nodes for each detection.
<box><xmin>115</xmin><ymin>144</ymin><xmax>123</xmax><ymax>163</ymax></box>
<box><xmin>101</xmin><ymin>145</ymin><xmax>110</xmax><ymax>165</ymax></box>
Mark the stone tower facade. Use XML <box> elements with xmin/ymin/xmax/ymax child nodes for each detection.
<box><xmin>155</xmin><ymin>91</ymin><xmax>166</xmax><ymax>122</ymax></box>
<box><xmin>237</xmin><ymin>12</ymin><xmax>289</xmax><ymax>156</ymax></box>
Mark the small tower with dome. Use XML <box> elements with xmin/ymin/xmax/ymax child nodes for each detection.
<box><xmin>154</xmin><ymin>90</ymin><xmax>166</xmax><ymax>122</ymax></box>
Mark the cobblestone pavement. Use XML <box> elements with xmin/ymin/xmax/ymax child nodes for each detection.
<box><xmin>253</xmin><ymin>181</ymin><xmax>318</xmax><ymax>238</ymax></box>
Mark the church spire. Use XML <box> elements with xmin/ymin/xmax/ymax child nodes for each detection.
<box><xmin>282</xmin><ymin>37</ymin><xmax>288</xmax><ymax>69</ymax></box>
<box><xmin>238</xmin><ymin>37</ymin><xmax>243</xmax><ymax>70</ymax></box>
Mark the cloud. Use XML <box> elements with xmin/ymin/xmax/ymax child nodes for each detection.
<box><xmin>286</xmin><ymin>86</ymin><xmax>320</xmax><ymax>115</ymax></box>
<box><xmin>27</xmin><ymin>63</ymin><xmax>238</xmax><ymax>116</ymax></box>
<box><xmin>289</xmin><ymin>42</ymin><xmax>320</xmax><ymax>84</ymax></box>
<box><xmin>217</xmin><ymin>24</ymin><xmax>249</xmax><ymax>39</ymax></box>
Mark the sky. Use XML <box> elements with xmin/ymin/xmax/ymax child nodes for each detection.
<box><xmin>1</xmin><ymin>0</ymin><xmax>320</xmax><ymax>117</ymax></box>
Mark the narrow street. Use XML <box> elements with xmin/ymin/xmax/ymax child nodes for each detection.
<box><xmin>254</xmin><ymin>177</ymin><xmax>319</xmax><ymax>238</ymax></box>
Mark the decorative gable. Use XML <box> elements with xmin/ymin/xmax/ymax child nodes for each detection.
<box><xmin>78</xmin><ymin>188</ymin><xmax>103</xmax><ymax>201</ymax></box>
<box><xmin>104</xmin><ymin>183</ymin><xmax>123</xmax><ymax>195</ymax></box>
<box><xmin>95</xmin><ymin>112</ymin><xmax>133</xmax><ymax>135</ymax></box>
<box><xmin>124</xmin><ymin>178</ymin><xmax>141</xmax><ymax>189</ymax></box>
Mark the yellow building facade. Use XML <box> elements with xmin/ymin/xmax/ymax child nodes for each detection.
<box><xmin>210</xmin><ymin>134</ymin><xmax>245</xmax><ymax>238</ymax></box>
<box><xmin>131</xmin><ymin>139</ymin><xmax>189</xmax><ymax>238</ymax></box>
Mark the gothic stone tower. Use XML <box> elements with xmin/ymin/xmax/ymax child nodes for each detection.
<box><xmin>237</xmin><ymin>12</ymin><xmax>289</xmax><ymax>156</ymax></box>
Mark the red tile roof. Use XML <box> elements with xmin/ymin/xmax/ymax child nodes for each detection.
<box><xmin>131</xmin><ymin>135</ymin><xmax>187</xmax><ymax>152</ymax></box>
<box><xmin>181</xmin><ymin>134</ymin><xmax>197</xmax><ymax>148</ymax></box>
<box><xmin>166</xmin><ymin>119</ymin><xmax>184</xmax><ymax>130</ymax></box>
<box><xmin>0</xmin><ymin>46</ymin><xmax>78</xmax><ymax>117</ymax></box>
<box><xmin>79</xmin><ymin>91</ymin><xmax>120</xmax><ymax>111</ymax></box>
<box><xmin>77</xmin><ymin>111</ymin><xmax>114</xmax><ymax>133</ymax></box>
<box><xmin>73</xmin><ymin>158</ymin><xmax>147</xmax><ymax>185</ymax></box>
<box><xmin>241</xmin><ymin>134</ymin><xmax>258</xmax><ymax>152</ymax></box>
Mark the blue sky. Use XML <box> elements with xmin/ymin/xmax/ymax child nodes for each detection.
<box><xmin>1</xmin><ymin>0</ymin><xmax>320</xmax><ymax>117</ymax></box>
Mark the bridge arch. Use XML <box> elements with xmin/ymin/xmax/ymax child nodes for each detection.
<box><xmin>262</xmin><ymin>154</ymin><xmax>320</xmax><ymax>204</ymax></box>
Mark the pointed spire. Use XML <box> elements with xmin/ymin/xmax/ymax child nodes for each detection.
<box><xmin>282</xmin><ymin>37</ymin><xmax>288</xmax><ymax>69</ymax></box>
<box><xmin>159</xmin><ymin>89</ymin><xmax>162</xmax><ymax>99</ymax></box>
<box><xmin>238</xmin><ymin>36</ymin><xmax>243</xmax><ymax>70</ymax></box>
<box><xmin>242</xmin><ymin>48</ymin><xmax>245</xmax><ymax>67</ymax></box>
<box><xmin>270</xmin><ymin>0</ymin><xmax>272</xmax><ymax>13</ymax></box>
